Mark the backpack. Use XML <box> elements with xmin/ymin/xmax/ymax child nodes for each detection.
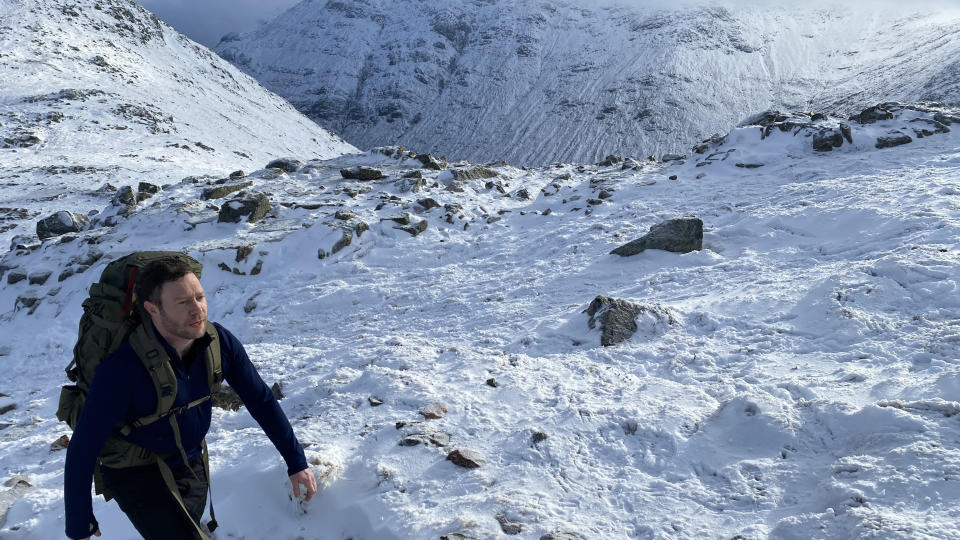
<box><xmin>56</xmin><ymin>251</ymin><xmax>223</xmax><ymax>537</ymax></box>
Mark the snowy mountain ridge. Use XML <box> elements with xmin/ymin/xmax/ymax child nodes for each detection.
<box><xmin>1</xmin><ymin>97</ymin><xmax>959</xmax><ymax>538</ymax></box>
<box><xmin>0</xmin><ymin>0</ymin><xmax>358</xmax><ymax>250</ymax></box>
<box><xmin>215</xmin><ymin>0</ymin><xmax>960</xmax><ymax>166</ymax></box>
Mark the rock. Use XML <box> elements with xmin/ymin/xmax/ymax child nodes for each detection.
<box><xmin>58</xmin><ymin>268</ymin><xmax>76</xmax><ymax>282</ymax></box>
<box><xmin>441</xmin><ymin>534</ymin><xmax>476</xmax><ymax>540</ymax></box>
<box><xmin>417</xmin><ymin>197</ymin><xmax>441</xmax><ymax>210</ymax></box>
<box><xmin>597</xmin><ymin>155</ymin><xmax>623</xmax><ymax>167</ymax></box>
<box><xmin>414</xmin><ymin>153</ymin><xmax>447</xmax><ymax>170</ymax></box>
<box><xmin>36</xmin><ymin>211</ymin><xmax>89</xmax><ymax>240</ymax></box>
<box><xmin>402</xmin><ymin>169</ymin><xmax>423</xmax><ymax>179</ymax></box>
<box><xmin>855</xmin><ymin>104</ymin><xmax>894</xmax><ymax>124</ymax></box>
<box><xmin>876</xmin><ymin>132</ymin><xmax>912</xmax><ymax>149</ymax></box>
<box><xmin>610</xmin><ymin>217</ymin><xmax>702</xmax><ymax>256</ymax></box>
<box><xmin>497</xmin><ymin>514</ymin><xmax>523</xmax><ymax>535</ymax></box>
<box><xmin>419</xmin><ymin>402</ymin><xmax>448</xmax><ymax>419</ymax></box>
<box><xmin>50</xmin><ymin>435</ymin><xmax>70</xmax><ymax>451</ymax></box>
<box><xmin>0</xmin><ymin>404</ymin><xmax>14</xmax><ymax>415</ymax></box>
<box><xmin>396</xmin><ymin>175</ymin><xmax>426</xmax><ymax>193</ymax></box>
<box><xmin>265</xmin><ymin>158</ymin><xmax>302</xmax><ymax>173</ymax></box>
<box><xmin>584</xmin><ymin>296</ymin><xmax>644</xmax><ymax>347</ymax></box>
<box><xmin>531</xmin><ymin>431</ymin><xmax>548</xmax><ymax>444</ymax></box>
<box><xmin>734</xmin><ymin>163</ymin><xmax>764</xmax><ymax>168</ymax></box>
<box><xmin>335</xmin><ymin>209</ymin><xmax>357</xmax><ymax>221</ymax></box>
<box><xmin>340</xmin><ymin>166</ymin><xmax>386</xmax><ymax>180</ymax></box>
<box><xmin>235</xmin><ymin>245</ymin><xmax>254</xmax><ymax>262</ymax></box>
<box><xmin>598</xmin><ymin>189</ymin><xmax>614</xmax><ymax>199</ymax></box>
<box><xmin>218</xmin><ymin>192</ymin><xmax>271</xmax><ymax>223</ymax></box>
<box><xmin>271</xmin><ymin>382</ymin><xmax>283</xmax><ymax>400</ymax></box>
<box><xmin>0</xmin><ymin>475</ymin><xmax>35</xmax><ymax>529</ymax></box>
<box><xmin>202</xmin><ymin>181</ymin><xmax>253</xmax><ymax>200</ymax></box>
<box><xmin>541</xmin><ymin>532</ymin><xmax>583</xmax><ymax>540</ymax></box>
<box><xmin>3</xmin><ymin>476</ymin><xmax>30</xmax><ymax>488</ymax></box>
<box><xmin>2</xmin><ymin>133</ymin><xmax>41</xmax><ymax>148</ymax></box>
<box><xmin>6</xmin><ymin>270</ymin><xmax>26</xmax><ymax>285</ymax></box>
<box><xmin>486</xmin><ymin>378</ymin><xmax>498</xmax><ymax>388</ymax></box>
<box><xmin>229</xmin><ymin>170</ymin><xmax>246</xmax><ymax>179</ymax></box>
<box><xmin>839</xmin><ymin>123</ymin><xmax>853</xmax><ymax>144</ymax></box>
<box><xmin>317</xmin><ymin>228</ymin><xmax>353</xmax><ymax>259</ymax></box>
<box><xmin>212</xmin><ymin>387</ymin><xmax>243</xmax><ymax>411</ymax></box>
<box><xmin>447</xmin><ymin>449</ymin><xmax>485</xmax><ymax>468</ymax></box>
<box><xmin>587</xmin><ymin>198</ymin><xmax>603</xmax><ymax>206</ymax></box>
<box><xmin>396</xmin><ymin>220</ymin><xmax>428</xmax><ymax>237</ymax></box>
<box><xmin>112</xmin><ymin>185</ymin><xmax>137</xmax><ymax>207</ymax></box>
<box><xmin>451</xmin><ymin>167</ymin><xmax>498</xmax><ymax>182</ymax></box>
<box><xmin>28</xmin><ymin>271</ymin><xmax>52</xmax><ymax>285</ymax></box>
<box><xmin>661</xmin><ymin>153</ymin><xmax>686</xmax><ymax>162</ymax></box>
<box><xmin>368</xmin><ymin>397</ymin><xmax>384</xmax><ymax>407</ymax></box>
<box><xmin>813</xmin><ymin>130</ymin><xmax>844</xmax><ymax>152</ymax></box>
<box><xmin>583</xmin><ymin>296</ymin><xmax>675</xmax><ymax>346</ymax></box>
<box><xmin>137</xmin><ymin>182</ymin><xmax>161</xmax><ymax>202</ymax></box>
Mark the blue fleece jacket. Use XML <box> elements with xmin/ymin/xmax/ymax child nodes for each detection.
<box><xmin>64</xmin><ymin>322</ymin><xmax>307</xmax><ymax>539</ymax></box>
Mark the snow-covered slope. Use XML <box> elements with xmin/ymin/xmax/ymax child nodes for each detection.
<box><xmin>0</xmin><ymin>0</ymin><xmax>357</xmax><ymax>250</ymax></box>
<box><xmin>215</xmin><ymin>1</ymin><xmax>960</xmax><ymax>166</ymax></box>
<box><xmin>1</xmin><ymin>102</ymin><xmax>959</xmax><ymax>538</ymax></box>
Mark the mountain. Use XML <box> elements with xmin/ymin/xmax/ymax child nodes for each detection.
<box><xmin>1</xmin><ymin>97</ymin><xmax>959</xmax><ymax>538</ymax></box>
<box><xmin>0</xmin><ymin>0</ymin><xmax>357</xmax><ymax>250</ymax></box>
<box><xmin>214</xmin><ymin>1</ymin><xmax>960</xmax><ymax>166</ymax></box>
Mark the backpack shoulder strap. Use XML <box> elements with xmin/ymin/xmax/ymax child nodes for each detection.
<box><xmin>122</xmin><ymin>322</ymin><xmax>178</xmax><ymax>433</ymax></box>
<box><xmin>203</xmin><ymin>322</ymin><xmax>223</xmax><ymax>394</ymax></box>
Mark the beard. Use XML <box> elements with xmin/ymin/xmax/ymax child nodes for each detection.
<box><xmin>155</xmin><ymin>306</ymin><xmax>207</xmax><ymax>342</ymax></box>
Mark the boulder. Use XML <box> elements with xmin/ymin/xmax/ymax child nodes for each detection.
<box><xmin>447</xmin><ymin>449</ymin><xmax>485</xmax><ymax>468</ymax></box>
<box><xmin>610</xmin><ymin>217</ymin><xmax>702</xmax><ymax>256</ymax></box>
<box><xmin>497</xmin><ymin>514</ymin><xmax>523</xmax><ymax>535</ymax></box>
<box><xmin>597</xmin><ymin>155</ymin><xmax>623</xmax><ymax>167</ymax></box>
<box><xmin>541</xmin><ymin>533</ymin><xmax>583</xmax><ymax>540</ymax></box>
<box><xmin>36</xmin><ymin>211</ymin><xmax>89</xmax><ymax>240</ymax></box>
<box><xmin>583</xmin><ymin>296</ymin><xmax>676</xmax><ymax>346</ymax></box>
<box><xmin>417</xmin><ymin>197</ymin><xmax>441</xmax><ymax>210</ymax></box>
<box><xmin>28</xmin><ymin>271</ymin><xmax>52</xmax><ymax>285</ymax></box>
<box><xmin>584</xmin><ymin>296</ymin><xmax>644</xmax><ymax>346</ymax></box>
<box><xmin>340</xmin><ymin>166</ymin><xmax>386</xmax><ymax>181</ymax></box>
<box><xmin>419</xmin><ymin>402</ymin><xmax>449</xmax><ymax>419</ymax></box>
<box><xmin>50</xmin><ymin>435</ymin><xmax>70</xmax><ymax>451</ymax></box>
<box><xmin>202</xmin><ymin>181</ymin><xmax>253</xmax><ymax>200</ymax></box>
<box><xmin>812</xmin><ymin>130</ymin><xmax>844</xmax><ymax>152</ymax></box>
<box><xmin>875</xmin><ymin>131</ymin><xmax>912</xmax><ymax>149</ymax></box>
<box><xmin>218</xmin><ymin>192</ymin><xmax>271</xmax><ymax>223</ymax></box>
<box><xmin>334</xmin><ymin>209</ymin><xmax>357</xmax><ymax>221</ymax></box>
<box><xmin>265</xmin><ymin>158</ymin><xmax>302</xmax><ymax>173</ymax></box>
<box><xmin>414</xmin><ymin>152</ymin><xmax>447</xmax><ymax>170</ymax></box>
<box><xmin>137</xmin><ymin>182</ymin><xmax>161</xmax><ymax>202</ymax></box>
<box><xmin>112</xmin><ymin>185</ymin><xmax>137</xmax><ymax>207</ymax></box>
<box><xmin>229</xmin><ymin>170</ymin><xmax>246</xmax><ymax>179</ymax></box>
<box><xmin>212</xmin><ymin>387</ymin><xmax>243</xmax><ymax>411</ymax></box>
<box><xmin>6</xmin><ymin>270</ymin><xmax>26</xmax><ymax>285</ymax></box>
<box><xmin>661</xmin><ymin>153</ymin><xmax>687</xmax><ymax>162</ymax></box>
<box><xmin>450</xmin><ymin>167</ymin><xmax>498</xmax><ymax>182</ymax></box>
<box><xmin>317</xmin><ymin>228</ymin><xmax>353</xmax><ymax>259</ymax></box>
<box><xmin>396</xmin><ymin>220</ymin><xmax>428</xmax><ymax>237</ymax></box>
<box><xmin>855</xmin><ymin>104</ymin><xmax>894</xmax><ymax>124</ymax></box>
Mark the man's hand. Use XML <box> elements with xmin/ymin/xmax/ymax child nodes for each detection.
<box><xmin>290</xmin><ymin>467</ymin><xmax>317</xmax><ymax>502</ymax></box>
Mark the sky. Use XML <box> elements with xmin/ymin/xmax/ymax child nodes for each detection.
<box><xmin>135</xmin><ymin>0</ymin><xmax>301</xmax><ymax>48</ymax></box>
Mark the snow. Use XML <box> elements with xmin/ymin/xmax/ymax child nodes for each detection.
<box><xmin>214</xmin><ymin>1</ymin><xmax>960</xmax><ymax>166</ymax></box>
<box><xmin>1</xmin><ymin>95</ymin><xmax>959</xmax><ymax>539</ymax></box>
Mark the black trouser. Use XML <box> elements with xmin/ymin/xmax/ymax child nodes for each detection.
<box><xmin>101</xmin><ymin>457</ymin><xmax>208</xmax><ymax>540</ymax></box>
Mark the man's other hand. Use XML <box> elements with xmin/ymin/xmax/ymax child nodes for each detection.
<box><xmin>290</xmin><ymin>467</ymin><xmax>317</xmax><ymax>502</ymax></box>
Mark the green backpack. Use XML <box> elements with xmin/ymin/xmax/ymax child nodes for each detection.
<box><xmin>56</xmin><ymin>251</ymin><xmax>223</xmax><ymax>537</ymax></box>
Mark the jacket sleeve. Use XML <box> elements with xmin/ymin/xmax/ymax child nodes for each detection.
<box><xmin>63</xmin><ymin>354</ymin><xmax>132</xmax><ymax>539</ymax></box>
<box><xmin>216</xmin><ymin>324</ymin><xmax>308</xmax><ymax>476</ymax></box>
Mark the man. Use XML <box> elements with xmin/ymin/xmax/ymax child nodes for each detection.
<box><xmin>64</xmin><ymin>258</ymin><xmax>316</xmax><ymax>539</ymax></box>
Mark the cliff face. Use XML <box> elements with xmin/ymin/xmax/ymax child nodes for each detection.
<box><xmin>216</xmin><ymin>0</ymin><xmax>960</xmax><ymax>165</ymax></box>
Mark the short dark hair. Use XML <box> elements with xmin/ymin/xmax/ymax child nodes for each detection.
<box><xmin>135</xmin><ymin>258</ymin><xmax>198</xmax><ymax>307</ymax></box>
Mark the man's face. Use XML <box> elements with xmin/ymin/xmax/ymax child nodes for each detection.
<box><xmin>145</xmin><ymin>272</ymin><xmax>208</xmax><ymax>344</ymax></box>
